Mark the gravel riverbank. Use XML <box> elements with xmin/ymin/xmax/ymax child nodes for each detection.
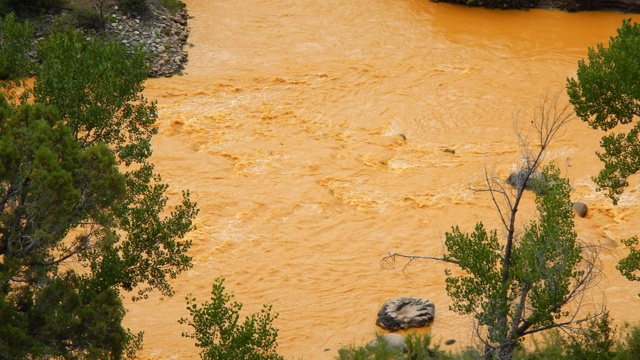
<box><xmin>29</xmin><ymin>1</ymin><xmax>191</xmax><ymax>78</ymax></box>
<box><xmin>106</xmin><ymin>3</ymin><xmax>190</xmax><ymax>78</ymax></box>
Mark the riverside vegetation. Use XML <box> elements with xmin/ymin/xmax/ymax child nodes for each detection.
<box><xmin>2</xmin><ymin>2</ymin><xmax>640</xmax><ymax>360</ymax></box>
<box><xmin>0</xmin><ymin>0</ymin><xmax>190</xmax><ymax>78</ymax></box>
<box><xmin>0</xmin><ymin>0</ymin><xmax>199</xmax><ymax>357</ymax></box>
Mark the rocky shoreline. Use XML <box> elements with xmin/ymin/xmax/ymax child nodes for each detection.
<box><xmin>105</xmin><ymin>3</ymin><xmax>190</xmax><ymax>78</ymax></box>
<box><xmin>29</xmin><ymin>2</ymin><xmax>191</xmax><ymax>78</ymax></box>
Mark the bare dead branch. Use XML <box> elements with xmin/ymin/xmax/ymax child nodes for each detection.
<box><xmin>381</xmin><ymin>251</ymin><xmax>459</xmax><ymax>278</ymax></box>
<box><xmin>383</xmin><ymin>251</ymin><xmax>459</xmax><ymax>265</ymax></box>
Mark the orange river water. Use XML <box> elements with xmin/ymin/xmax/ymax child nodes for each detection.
<box><xmin>123</xmin><ymin>1</ymin><xmax>640</xmax><ymax>359</ymax></box>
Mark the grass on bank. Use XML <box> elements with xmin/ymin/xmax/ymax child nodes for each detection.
<box><xmin>338</xmin><ymin>314</ymin><xmax>640</xmax><ymax>360</ymax></box>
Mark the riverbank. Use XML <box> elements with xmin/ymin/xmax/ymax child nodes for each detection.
<box><xmin>27</xmin><ymin>0</ymin><xmax>190</xmax><ymax>78</ymax></box>
<box><xmin>432</xmin><ymin>0</ymin><xmax>640</xmax><ymax>12</ymax></box>
<box><xmin>105</xmin><ymin>1</ymin><xmax>190</xmax><ymax>78</ymax></box>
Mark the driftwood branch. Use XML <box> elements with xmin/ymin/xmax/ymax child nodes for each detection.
<box><xmin>381</xmin><ymin>251</ymin><xmax>459</xmax><ymax>277</ymax></box>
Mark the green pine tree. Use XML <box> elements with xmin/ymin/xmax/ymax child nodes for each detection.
<box><xmin>0</xmin><ymin>30</ymin><xmax>198</xmax><ymax>358</ymax></box>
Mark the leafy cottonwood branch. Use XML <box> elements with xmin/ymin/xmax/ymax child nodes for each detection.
<box><xmin>567</xmin><ymin>18</ymin><xmax>640</xmax><ymax>294</ymax></box>
<box><xmin>180</xmin><ymin>278</ymin><xmax>284</xmax><ymax>360</ymax></box>
<box><xmin>383</xmin><ymin>92</ymin><xmax>603</xmax><ymax>360</ymax></box>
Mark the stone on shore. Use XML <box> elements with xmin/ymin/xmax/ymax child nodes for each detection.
<box><xmin>366</xmin><ymin>333</ymin><xmax>408</xmax><ymax>352</ymax></box>
<box><xmin>107</xmin><ymin>5</ymin><xmax>190</xmax><ymax>78</ymax></box>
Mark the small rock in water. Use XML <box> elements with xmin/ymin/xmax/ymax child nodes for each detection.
<box><xmin>572</xmin><ymin>202</ymin><xmax>588</xmax><ymax>218</ymax></box>
<box><xmin>505</xmin><ymin>170</ymin><xmax>549</xmax><ymax>193</ymax></box>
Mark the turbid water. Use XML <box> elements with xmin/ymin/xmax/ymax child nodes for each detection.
<box><xmin>124</xmin><ymin>1</ymin><xmax>640</xmax><ymax>359</ymax></box>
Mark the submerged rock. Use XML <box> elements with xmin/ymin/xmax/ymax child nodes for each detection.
<box><xmin>376</xmin><ymin>297</ymin><xmax>435</xmax><ymax>331</ymax></box>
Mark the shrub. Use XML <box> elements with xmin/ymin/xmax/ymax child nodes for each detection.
<box><xmin>72</xmin><ymin>6</ymin><xmax>107</xmax><ymax>32</ymax></box>
<box><xmin>611</xmin><ymin>323</ymin><xmax>640</xmax><ymax>360</ymax></box>
<box><xmin>517</xmin><ymin>331</ymin><xmax>565</xmax><ymax>360</ymax></box>
<box><xmin>337</xmin><ymin>332</ymin><xmax>451</xmax><ymax>360</ymax></box>
<box><xmin>0</xmin><ymin>0</ymin><xmax>64</xmax><ymax>16</ymax></box>
<box><xmin>119</xmin><ymin>0</ymin><xmax>149</xmax><ymax>16</ymax></box>
<box><xmin>564</xmin><ymin>312</ymin><xmax>616</xmax><ymax>360</ymax></box>
<box><xmin>44</xmin><ymin>11</ymin><xmax>78</xmax><ymax>36</ymax></box>
<box><xmin>159</xmin><ymin>0</ymin><xmax>186</xmax><ymax>13</ymax></box>
<box><xmin>0</xmin><ymin>13</ymin><xmax>33</xmax><ymax>80</ymax></box>
<box><xmin>179</xmin><ymin>277</ymin><xmax>283</xmax><ymax>360</ymax></box>
<box><xmin>337</xmin><ymin>334</ymin><xmax>402</xmax><ymax>360</ymax></box>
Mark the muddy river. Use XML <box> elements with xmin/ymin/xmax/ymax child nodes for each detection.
<box><xmin>124</xmin><ymin>1</ymin><xmax>640</xmax><ymax>358</ymax></box>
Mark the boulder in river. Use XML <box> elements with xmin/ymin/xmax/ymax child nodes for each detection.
<box><xmin>376</xmin><ymin>297</ymin><xmax>435</xmax><ymax>331</ymax></box>
<box><xmin>572</xmin><ymin>201</ymin><xmax>588</xmax><ymax>218</ymax></box>
<box><xmin>506</xmin><ymin>170</ymin><xmax>550</xmax><ymax>194</ymax></box>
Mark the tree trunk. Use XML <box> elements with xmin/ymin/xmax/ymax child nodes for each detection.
<box><xmin>497</xmin><ymin>339</ymin><xmax>517</xmax><ymax>360</ymax></box>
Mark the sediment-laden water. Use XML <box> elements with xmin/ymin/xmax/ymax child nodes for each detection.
<box><xmin>125</xmin><ymin>1</ymin><xmax>640</xmax><ymax>358</ymax></box>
